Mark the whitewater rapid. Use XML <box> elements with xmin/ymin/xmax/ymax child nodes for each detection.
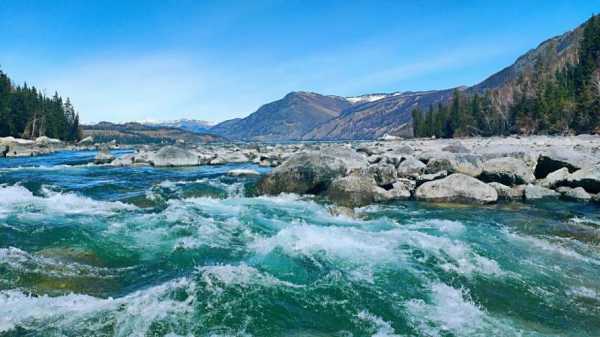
<box><xmin>1</xmin><ymin>151</ymin><xmax>599</xmax><ymax>336</ymax></box>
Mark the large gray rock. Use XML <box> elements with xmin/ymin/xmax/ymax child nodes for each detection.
<box><xmin>326</xmin><ymin>174</ymin><xmax>389</xmax><ymax>207</ymax></box>
<box><xmin>524</xmin><ymin>184</ymin><xmax>559</xmax><ymax>200</ymax></box>
<box><xmin>149</xmin><ymin>146</ymin><xmax>199</xmax><ymax>167</ymax></box>
<box><xmin>397</xmin><ymin>157</ymin><xmax>426</xmax><ymax>178</ymax></box>
<box><xmin>479</xmin><ymin>157</ymin><xmax>535</xmax><ymax>186</ymax></box>
<box><xmin>535</xmin><ymin>148</ymin><xmax>598</xmax><ymax>178</ymax></box>
<box><xmin>424</xmin><ymin>153</ymin><xmax>483</xmax><ymax>177</ymax></box>
<box><xmin>94</xmin><ymin>146</ymin><xmax>114</xmax><ymax>164</ymax></box>
<box><xmin>539</xmin><ymin>167</ymin><xmax>570</xmax><ymax>189</ymax></box>
<box><xmin>558</xmin><ymin>186</ymin><xmax>592</xmax><ymax>202</ymax></box>
<box><xmin>368</xmin><ymin>163</ymin><xmax>398</xmax><ymax>186</ymax></box>
<box><xmin>110</xmin><ymin>153</ymin><xmax>136</xmax><ymax>166</ymax></box>
<box><xmin>562</xmin><ymin>165</ymin><xmax>600</xmax><ymax>193</ymax></box>
<box><xmin>415</xmin><ymin>173</ymin><xmax>498</xmax><ymax>204</ymax></box>
<box><xmin>257</xmin><ymin>148</ymin><xmax>367</xmax><ymax>195</ymax></box>
<box><xmin>488</xmin><ymin>182</ymin><xmax>524</xmax><ymax>200</ymax></box>
<box><xmin>442</xmin><ymin>141</ymin><xmax>469</xmax><ymax>153</ymax></box>
<box><xmin>384</xmin><ymin>179</ymin><xmax>415</xmax><ymax>200</ymax></box>
<box><xmin>416</xmin><ymin>170</ymin><xmax>448</xmax><ymax>185</ymax></box>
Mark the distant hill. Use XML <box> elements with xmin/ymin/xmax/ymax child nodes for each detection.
<box><xmin>82</xmin><ymin>122</ymin><xmax>226</xmax><ymax>144</ymax></box>
<box><xmin>210</xmin><ymin>91</ymin><xmax>351</xmax><ymax>141</ymax></box>
<box><xmin>141</xmin><ymin>119</ymin><xmax>214</xmax><ymax>133</ymax></box>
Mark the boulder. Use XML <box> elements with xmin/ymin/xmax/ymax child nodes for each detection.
<box><xmin>217</xmin><ymin>152</ymin><xmax>250</xmax><ymax>164</ymax></box>
<box><xmin>558</xmin><ymin>186</ymin><xmax>592</xmax><ymax>202</ymax></box>
<box><xmin>94</xmin><ymin>146</ymin><xmax>114</xmax><ymax>164</ymax></box>
<box><xmin>326</xmin><ymin>174</ymin><xmax>389</xmax><ymax>207</ymax></box>
<box><xmin>488</xmin><ymin>182</ymin><xmax>524</xmax><ymax>200</ymax></box>
<box><xmin>397</xmin><ymin>157</ymin><xmax>426</xmax><ymax>178</ymax></box>
<box><xmin>383</xmin><ymin>179</ymin><xmax>415</xmax><ymax>200</ymax></box>
<box><xmin>479</xmin><ymin>157</ymin><xmax>535</xmax><ymax>186</ymax></box>
<box><xmin>415</xmin><ymin>173</ymin><xmax>498</xmax><ymax>204</ymax></box>
<box><xmin>227</xmin><ymin>169</ymin><xmax>260</xmax><ymax>177</ymax></box>
<box><xmin>257</xmin><ymin>148</ymin><xmax>367</xmax><ymax>195</ymax></box>
<box><xmin>425</xmin><ymin>153</ymin><xmax>483</xmax><ymax>177</ymax></box>
<box><xmin>149</xmin><ymin>146</ymin><xmax>199</xmax><ymax>167</ymax></box>
<box><xmin>535</xmin><ymin>148</ymin><xmax>597</xmax><ymax>178</ymax></box>
<box><xmin>524</xmin><ymin>184</ymin><xmax>559</xmax><ymax>200</ymax></box>
<box><xmin>562</xmin><ymin>165</ymin><xmax>600</xmax><ymax>193</ymax></box>
<box><xmin>368</xmin><ymin>163</ymin><xmax>398</xmax><ymax>186</ymax></box>
<box><xmin>35</xmin><ymin>136</ymin><xmax>61</xmax><ymax>146</ymax></box>
<box><xmin>442</xmin><ymin>141</ymin><xmax>469</xmax><ymax>153</ymax></box>
<box><xmin>538</xmin><ymin>167</ymin><xmax>570</xmax><ymax>189</ymax></box>
<box><xmin>416</xmin><ymin>170</ymin><xmax>448</xmax><ymax>185</ymax></box>
<box><xmin>110</xmin><ymin>153</ymin><xmax>136</xmax><ymax>166</ymax></box>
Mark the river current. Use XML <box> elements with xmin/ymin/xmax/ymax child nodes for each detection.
<box><xmin>1</xmin><ymin>150</ymin><xmax>599</xmax><ymax>337</ymax></box>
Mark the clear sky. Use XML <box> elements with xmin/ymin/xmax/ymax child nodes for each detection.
<box><xmin>0</xmin><ymin>0</ymin><xmax>597</xmax><ymax>124</ymax></box>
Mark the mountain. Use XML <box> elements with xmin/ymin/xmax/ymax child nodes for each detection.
<box><xmin>141</xmin><ymin>119</ymin><xmax>214</xmax><ymax>133</ymax></box>
<box><xmin>210</xmin><ymin>91</ymin><xmax>351</xmax><ymax>141</ymax></box>
<box><xmin>305</xmin><ymin>89</ymin><xmax>457</xmax><ymax>140</ymax></box>
<box><xmin>212</xmin><ymin>16</ymin><xmax>597</xmax><ymax>141</ymax></box>
<box><xmin>308</xmin><ymin>21</ymin><xmax>588</xmax><ymax>140</ymax></box>
<box><xmin>82</xmin><ymin>122</ymin><xmax>226</xmax><ymax>144</ymax></box>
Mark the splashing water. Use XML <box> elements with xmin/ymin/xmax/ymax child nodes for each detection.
<box><xmin>1</xmin><ymin>150</ymin><xmax>600</xmax><ymax>336</ymax></box>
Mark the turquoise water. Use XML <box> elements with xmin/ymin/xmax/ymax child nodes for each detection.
<box><xmin>1</xmin><ymin>151</ymin><xmax>600</xmax><ymax>337</ymax></box>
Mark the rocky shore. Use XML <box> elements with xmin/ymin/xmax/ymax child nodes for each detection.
<box><xmin>0</xmin><ymin>136</ymin><xmax>107</xmax><ymax>157</ymax></box>
<box><xmin>102</xmin><ymin>135</ymin><xmax>600</xmax><ymax>207</ymax></box>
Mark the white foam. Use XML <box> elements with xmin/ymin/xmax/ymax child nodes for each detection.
<box><xmin>406</xmin><ymin>283</ymin><xmax>485</xmax><ymax>335</ymax></box>
<box><xmin>0</xmin><ymin>277</ymin><xmax>195</xmax><ymax>335</ymax></box>
<box><xmin>570</xmin><ymin>216</ymin><xmax>600</xmax><ymax>227</ymax></box>
<box><xmin>250</xmin><ymin>224</ymin><xmax>400</xmax><ymax>265</ymax></box>
<box><xmin>197</xmin><ymin>263</ymin><xmax>300</xmax><ymax>294</ymax></box>
<box><xmin>567</xmin><ymin>286</ymin><xmax>599</xmax><ymax>300</ymax></box>
<box><xmin>251</xmin><ymin>223</ymin><xmax>502</xmax><ymax>277</ymax></box>
<box><xmin>357</xmin><ymin>310</ymin><xmax>402</xmax><ymax>337</ymax></box>
<box><xmin>0</xmin><ymin>247</ymin><xmax>124</xmax><ymax>278</ymax></box>
<box><xmin>505</xmin><ymin>230</ymin><xmax>600</xmax><ymax>266</ymax></box>
<box><xmin>0</xmin><ymin>185</ymin><xmax>135</xmax><ymax>217</ymax></box>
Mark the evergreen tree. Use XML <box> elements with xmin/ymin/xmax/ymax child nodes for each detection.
<box><xmin>0</xmin><ymin>68</ymin><xmax>81</xmax><ymax>141</ymax></box>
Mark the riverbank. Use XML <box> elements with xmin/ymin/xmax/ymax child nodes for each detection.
<box><xmin>0</xmin><ymin>136</ymin><xmax>128</xmax><ymax>158</ymax></box>
<box><xmin>104</xmin><ymin>135</ymin><xmax>600</xmax><ymax>207</ymax></box>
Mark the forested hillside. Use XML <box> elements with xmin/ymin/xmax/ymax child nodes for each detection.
<box><xmin>413</xmin><ymin>14</ymin><xmax>600</xmax><ymax>138</ymax></box>
<box><xmin>0</xmin><ymin>69</ymin><xmax>81</xmax><ymax>141</ymax></box>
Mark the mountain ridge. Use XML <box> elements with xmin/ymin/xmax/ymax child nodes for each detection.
<box><xmin>210</xmin><ymin>17</ymin><xmax>592</xmax><ymax>141</ymax></box>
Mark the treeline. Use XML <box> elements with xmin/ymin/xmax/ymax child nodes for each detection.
<box><xmin>413</xmin><ymin>14</ymin><xmax>600</xmax><ymax>138</ymax></box>
<box><xmin>0</xmin><ymin>69</ymin><xmax>81</xmax><ymax>141</ymax></box>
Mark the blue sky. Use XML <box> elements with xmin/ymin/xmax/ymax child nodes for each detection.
<box><xmin>0</xmin><ymin>1</ymin><xmax>597</xmax><ymax>124</ymax></box>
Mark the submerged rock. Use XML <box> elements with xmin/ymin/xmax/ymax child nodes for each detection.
<box><xmin>479</xmin><ymin>157</ymin><xmax>535</xmax><ymax>186</ymax></box>
<box><xmin>415</xmin><ymin>173</ymin><xmax>498</xmax><ymax>204</ymax></box>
